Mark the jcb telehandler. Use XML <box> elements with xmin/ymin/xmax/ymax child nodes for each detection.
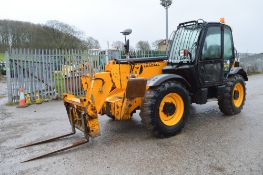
<box><xmin>19</xmin><ymin>19</ymin><xmax>248</xmax><ymax>162</ymax></box>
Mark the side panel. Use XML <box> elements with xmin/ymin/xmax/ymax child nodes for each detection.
<box><xmin>110</xmin><ymin>61</ymin><xmax>167</xmax><ymax>89</ymax></box>
<box><xmin>104</xmin><ymin>60</ymin><xmax>167</xmax><ymax>120</ymax></box>
<box><xmin>199</xmin><ymin>60</ymin><xmax>224</xmax><ymax>84</ymax></box>
<box><xmin>86</xmin><ymin>72</ymin><xmax>113</xmax><ymax>113</ymax></box>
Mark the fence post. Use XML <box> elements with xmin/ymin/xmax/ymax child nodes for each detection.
<box><xmin>5</xmin><ymin>51</ymin><xmax>12</xmax><ymax>103</ymax></box>
<box><xmin>11</xmin><ymin>49</ymin><xmax>16</xmax><ymax>103</ymax></box>
<box><xmin>62</xmin><ymin>49</ymin><xmax>65</xmax><ymax>97</ymax></box>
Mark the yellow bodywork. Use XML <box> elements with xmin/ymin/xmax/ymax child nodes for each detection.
<box><xmin>64</xmin><ymin>59</ymin><xmax>167</xmax><ymax>138</ymax></box>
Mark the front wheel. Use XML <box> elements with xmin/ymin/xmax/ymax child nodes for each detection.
<box><xmin>140</xmin><ymin>81</ymin><xmax>190</xmax><ymax>137</ymax></box>
<box><xmin>218</xmin><ymin>75</ymin><xmax>246</xmax><ymax>115</ymax></box>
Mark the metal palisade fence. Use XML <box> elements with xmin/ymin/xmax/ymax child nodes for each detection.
<box><xmin>6</xmin><ymin>49</ymin><xmax>107</xmax><ymax>103</ymax></box>
<box><xmin>5</xmin><ymin>48</ymin><xmax>166</xmax><ymax>103</ymax></box>
<box><xmin>239</xmin><ymin>53</ymin><xmax>263</xmax><ymax>74</ymax></box>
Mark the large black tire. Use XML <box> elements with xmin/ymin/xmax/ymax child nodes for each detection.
<box><xmin>218</xmin><ymin>74</ymin><xmax>246</xmax><ymax>115</ymax></box>
<box><xmin>140</xmin><ymin>81</ymin><xmax>190</xmax><ymax>137</ymax></box>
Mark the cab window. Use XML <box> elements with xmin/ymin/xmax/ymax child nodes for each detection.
<box><xmin>201</xmin><ymin>26</ymin><xmax>222</xmax><ymax>60</ymax></box>
<box><xmin>224</xmin><ymin>27</ymin><xmax>234</xmax><ymax>60</ymax></box>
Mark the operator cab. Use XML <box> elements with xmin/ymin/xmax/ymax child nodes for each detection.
<box><xmin>163</xmin><ymin>19</ymin><xmax>236</xmax><ymax>103</ymax></box>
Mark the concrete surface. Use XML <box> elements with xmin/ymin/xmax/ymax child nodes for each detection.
<box><xmin>0</xmin><ymin>74</ymin><xmax>263</xmax><ymax>175</ymax></box>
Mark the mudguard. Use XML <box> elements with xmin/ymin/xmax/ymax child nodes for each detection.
<box><xmin>147</xmin><ymin>74</ymin><xmax>191</xmax><ymax>89</ymax></box>
<box><xmin>228</xmin><ymin>67</ymin><xmax>248</xmax><ymax>81</ymax></box>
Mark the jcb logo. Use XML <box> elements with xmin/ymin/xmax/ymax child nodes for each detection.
<box><xmin>143</xmin><ymin>63</ymin><xmax>160</xmax><ymax>68</ymax></box>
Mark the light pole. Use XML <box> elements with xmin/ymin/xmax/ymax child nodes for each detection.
<box><xmin>160</xmin><ymin>0</ymin><xmax>172</xmax><ymax>47</ymax></box>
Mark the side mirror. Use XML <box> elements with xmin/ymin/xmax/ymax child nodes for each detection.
<box><xmin>179</xmin><ymin>49</ymin><xmax>192</xmax><ymax>62</ymax></box>
<box><xmin>180</xmin><ymin>49</ymin><xmax>189</xmax><ymax>57</ymax></box>
<box><xmin>121</xmin><ymin>28</ymin><xmax>132</xmax><ymax>58</ymax></box>
<box><xmin>124</xmin><ymin>39</ymin><xmax>130</xmax><ymax>55</ymax></box>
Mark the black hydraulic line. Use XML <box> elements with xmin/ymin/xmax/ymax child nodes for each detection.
<box><xmin>93</xmin><ymin>77</ymin><xmax>105</xmax><ymax>87</ymax></box>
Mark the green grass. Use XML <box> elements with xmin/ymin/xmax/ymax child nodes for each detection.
<box><xmin>0</xmin><ymin>53</ymin><xmax>4</xmax><ymax>62</ymax></box>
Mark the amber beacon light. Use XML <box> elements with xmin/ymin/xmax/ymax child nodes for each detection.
<box><xmin>220</xmin><ymin>18</ymin><xmax>225</xmax><ymax>23</ymax></box>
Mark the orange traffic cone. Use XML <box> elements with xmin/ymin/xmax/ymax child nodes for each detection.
<box><xmin>17</xmin><ymin>87</ymin><xmax>28</xmax><ymax>108</ymax></box>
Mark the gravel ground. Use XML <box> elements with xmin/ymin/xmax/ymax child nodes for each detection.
<box><xmin>0</xmin><ymin>74</ymin><xmax>263</xmax><ymax>175</ymax></box>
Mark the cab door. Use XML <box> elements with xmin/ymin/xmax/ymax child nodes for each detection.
<box><xmin>198</xmin><ymin>25</ymin><xmax>224</xmax><ymax>86</ymax></box>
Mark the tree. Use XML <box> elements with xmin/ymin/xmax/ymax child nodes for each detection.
<box><xmin>83</xmin><ymin>37</ymin><xmax>100</xmax><ymax>49</ymax></box>
<box><xmin>45</xmin><ymin>20</ymin><xmax>85</xmax><ymax>49</ymax></box>
<box><xmin>136</xmin><ymin>41</ymin><xmax>151</xmax><ymax>51</ymax></box>
<box><xmin>46</xmin><ymin>20</ymin><xmax>82</xmax><ymax>38</ymax></box>
<box><xmin>111</xmin><ymin>41</ymin><xmax>124</xmax><ymax>50</ymax></box>
<box><xmin>0</xmin><ymin>19</ymin><xmax>101</xmax><ymax>51</ymax></box>
<box><xmin>129</xmin><ymin>45</ymin><xmax>135</xmax><ymax>52</ymax></box>
<box><xmin>152</xmin><ymin>39</ymin><xmax>163</xmax><ymax>50</ymax></box>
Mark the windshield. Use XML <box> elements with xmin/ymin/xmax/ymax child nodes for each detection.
<box><xmin>169</xmin><ymin>25</ymin><xmax>202</xmax><ymax>63</ymax></box>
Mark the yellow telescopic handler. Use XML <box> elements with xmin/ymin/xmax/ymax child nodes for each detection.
<box><xmin>18</xmin><ymin>19</ymin><xmax>248</xmax><ymax>162</ymax></box>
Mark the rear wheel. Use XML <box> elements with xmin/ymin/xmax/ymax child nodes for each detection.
<box><xmin>140</xmin><ymin>81</ymin><xmax>190</xmax><ymax>137</ymax></box>
<box><xmin>218</xmin><ymin>75</ymin><xmax>246</xmax><ymax>115</ymax></box>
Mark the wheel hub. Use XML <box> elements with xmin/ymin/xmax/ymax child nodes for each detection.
<box><xmin>233</xmin><ymin>90</ymin><xmax>239</xmax><ymax>100</ymax></box>
<box><xmin>159</xmin><ymin>93</ymin><xmax>185</xmax><ymax>126</ymax></box>
<box><xmin>163</xmin><ymin>102</ymin><xmax>176</xmax><ymax>116</ymax></box>
<box><xmin>232</xmin><ymin>82</ymin><xmax>245</xmax><ymax>108</ymax></box>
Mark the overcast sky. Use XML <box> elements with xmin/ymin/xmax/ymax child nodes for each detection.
<box><xmin>0</xmin><ymin>0</ymin><xmax>262</xmax><ymax>53</ymax></box>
